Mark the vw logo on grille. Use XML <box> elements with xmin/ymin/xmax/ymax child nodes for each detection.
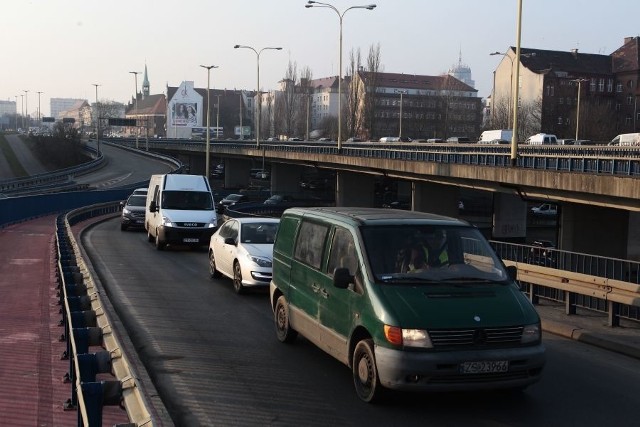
<box><xmin>473</xmin><ymin>329</ymin><xmax>488</xmax><ymax>344</ymax></box>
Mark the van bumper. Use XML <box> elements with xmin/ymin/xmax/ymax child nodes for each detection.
<box><xmin>375</xmin><ymin>344</ymin><xmax>545</xmax><ymax>392</ymax></box>
<box><xmin>158</xmin><ymin>226</ymin><xmax>216</xmax><ymax>246</ymax></box>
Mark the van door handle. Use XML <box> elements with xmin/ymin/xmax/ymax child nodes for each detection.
<box><xmin>311</xmin><ymin>284</ymin><xmax>320</xmax><ymax>293</ymax></box>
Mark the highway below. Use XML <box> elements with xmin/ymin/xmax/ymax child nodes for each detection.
<box><xmin>81</xmin><ymin>217</ymin><xmax>640</xmax><ymax>426</ymax></box>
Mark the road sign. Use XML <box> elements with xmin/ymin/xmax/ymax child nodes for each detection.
<box><xmin>42</xmin><ymin>117</ymin><xmax>55</xmax><ymax>123</ymax></box>
<box><xmin>108</xmin><ymin>118</ymin><xmax>137</xmax><ymax>126</ymax></box>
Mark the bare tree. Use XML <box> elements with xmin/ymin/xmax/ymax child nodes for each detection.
<box><xmin>346</xmin><ymin>48</ymin><xmax>363</xmax><ymax>139</ymax></box>
<box><xmin>297</xmin><ymin>66</ymin><xmax>313</xmax><ymax>139</ymax></box>
<box><xmin>280</xmin><ymin>60</ymin><xmax>299</xmax><ymax>138</ymax></box>
<box><xmin>362</xmin><ymin>43</ymin><xmax>382</xmax><ymax>140</ymax></box>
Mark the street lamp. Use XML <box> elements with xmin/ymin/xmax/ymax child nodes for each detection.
<box><xmin>572</xmin><ymin>78</ymin><xmax>589</xmax><ymax>142</ymax></box>
<box><xmin>305</xmin><ymin>1</ymin><xmax>376</xmax><ymax>151</ymax></box>
<box><xmin>14</xmin><ymin>95</ymin><xmax>18</xmax><ymax>131</ymax></box>
<box><xmin>234</xmin><ymin>45</ymin><xmax>282</xmax><ymax>148</ymax></box>
<box><xmin>23</xmin><ymin>90</ymin><xmax>29</xmax><ymax>129</ymax></box>
<box><xmin>36</xmin><ymin>91</ymin><xmax>43</xmax><ymax>126</ymax></box>
<box><xmin>92</xmin><ymin>84</ymin><xmax>101</xmax><ymax>155</ymax></box>
<box><xmin>200</xmin><ymin>65</ymin><xmax>218</xmax><ymax>179</ymax></box>
<box><xmin>129</xmin><ymin>71</ymin><xmax>140</xmax><ymax>149</ymax></box>
<box><xmin>395</xmin><ymin>89</ymin><xmax>408</xmax><ymax>138</ymax></box>
<box><xmin>20</xmin><ymin>94</ymin><xmax>24</xmax><ymax>130</ymax></box>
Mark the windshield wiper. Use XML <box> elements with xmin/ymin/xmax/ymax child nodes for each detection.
<box><xmin>379</xmin><ymin>276</ymin><xmax>440</xmax><ymax>284</ymax></box>
<box><xmin>438</xmin><ymin>277</ymin><xmax>509</xmax><ymax>285</ymax></box>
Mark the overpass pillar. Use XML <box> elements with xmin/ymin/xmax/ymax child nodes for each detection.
<box><xmin>223</xmin><ymin>158</ymin><xmax>252</xmax><ymax>189</ymax></box>
<box><xmin>271</xmin><ymin>164</ymin><xmax>306</xmax><ymax>196</ymax></box>
<box><xmin>411</xmin><ymin>181</ymin><xmax>459</xmax><ymax>217</ymax></box>
<box><xmin>492</xmin><ymin>193</ymin><xmax>527</xmax><ymax>242</ymax></box>
<box><xmin>336</xmin><ymin>171</ymin><xmax>375</xmax><ymax>207</ymax></box>
<box><xmin>559</xmin><ymin>203</ymin><xmax>629</xmax><ymax>258</ymax></box>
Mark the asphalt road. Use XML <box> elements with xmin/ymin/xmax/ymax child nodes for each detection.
<box><xmin>81</xmin><ymin>216</ymin><xmax>640</xmax><ymax>427</ymax></box>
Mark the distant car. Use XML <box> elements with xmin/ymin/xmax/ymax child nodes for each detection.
<box><xmin>288</xmin><ymin>137</ymin><xmax>303</xmax><ymax>141</ymax></box>
<box><xmin>346</xmin><ymin>137</ymin><xmax>363</xmax><ymax>142</ymax></box>
<box><xmin>426</xmin><ymin>138</ymin><xmax>444</xmax><ymax>143</ymax></box>
<box><xmin>574</xmin><ymin>140</ymin><xmax>594</xmax><ymax>146</ymax></box>
<box><xmin>527</xmin><ymin>239</ymin><xmax>557</xmax><ymax>267</ymax></box>
<box><xmin>557</xmin><ymin>138</ymin><xmax>575</xmax><ymax>145</ymax></box>
<box><xmin>266</xmin><ymin>137</ymin><xmax>279</xmax><ymax>141</ymax></box>
<box><xmin>446</xmin><ymin>136</ymin><xmax>471</xmax><ymax>143</ymax></box>
<box><xmin>217</xmin><ymin>193</ymin><xmax>249</xmax><ymax>213</ymax></box>
<box><xmin>379</xmin><ymin>136</ymin><xmax>399</xmax><ymax>142</ymax></box>
<box><xmin>264</xmin><ymin>194</ymin><xmax>295</xmax><ymax>205</ymax></box>
<box><xmin>479</xmin><ymin>139</ymin><xmax>509</xmax><ymax>145</ymax></box>
<box><xmin>120</xmin><ymin>194</ymin><xmax>147</xmax><ymax>231</ymax></box>
<box><xmin>318</xmin><ymin>137</ymin><xmax>332</xmax><ymax>142</ymax></box>
<box><xmin>208</xmin><ymin>217</ymin><xmax>280</xmax><ymax>294</ymax></box>
<box><xmin>530</xmin><ymin>203</ymin><xmax>557</xmax><ymax>216</ymax></box>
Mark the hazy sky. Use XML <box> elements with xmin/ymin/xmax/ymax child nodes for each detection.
<box><xmin>2</xmin><ymin>0</ymin><xmax>639</xmax><ymax>116</ymax></box>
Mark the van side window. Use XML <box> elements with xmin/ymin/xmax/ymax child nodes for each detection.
<box><xmin>274</xmin><ymin>216</ymin><xmax>300</xmax><ymax>256</ymax></box>
<box><xmin>327</xmin><ymin>227</ymin><xmax>358</xmax><ymax>276</ymax></box>
<box><xmin>294</xmin><ymin>221</ymin><xmax>329</xmax><ymax>269</ymax></box>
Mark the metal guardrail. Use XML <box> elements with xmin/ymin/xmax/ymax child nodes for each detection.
<box><xmin>57</xmin><ymin>202</ymin><xmax>154</xmax><ymax>426</ymax></box>
<box><xmin>492</xmin><ymin>241</ymin><xmax>640</xmax><ymax>326</ymax></box>
<box><xmin>108</xmin><ymin>138</ymin><xmax>640</xmax><ymax>178</ymax></box>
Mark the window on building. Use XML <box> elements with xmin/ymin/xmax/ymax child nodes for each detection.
<box><xmin>567</xmin><ymin>97</ymin><xmax>571</xmax><ymax>106</ymax></box>
<box><xmin>628</xmin><ymin>95</ymin><xmax>634</xmax><ymax>105</ymax></box>
<box><xmin>565</xmin><ymin>118</ymin><xmax>570</xmax><ymax>125</ymax></box>
<box><xmin>557</xmin><ymin>116</ymin><xmax>563</xmax><ymax>125</ymax></box>
<box><xmin>616</xmin><ymin>103</ymin><xmax>621</xmax><ymax>111</ymax></box>
<box><xmin>590</xmin><ymin>79</ymin><xmax>597</xmax><ymax>92</ymax></box>
<box><xmin>628</xmin><ymin>80</ymin><xmax>635</xmax><ymax>89</ymax></box>
<box><xmin>617</xmin><ymin>82</ymin><xmax>623</xmax><ymax>92</ymax></box>
<box><xmin>626</xmin><ymin>116</ymin><xmax>632</xmax><ymax>125</ymax></box>
<box><xmin>607</xmin><ymin>79</ymin><xmax>613</xmax><ymax>92</ymax></box>
<box><xmin>599</xmin><ymin>78</ymin><xmax>605</xmax><ymax>92</ymax></box>
<box><xmin>559</xmin><ymin>97</ymin><xmax>564</xmax><ymax>104</ymax></box>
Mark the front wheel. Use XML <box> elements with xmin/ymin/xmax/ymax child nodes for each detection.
<box><xmin>209</xmin><ymin>251</ymin><xmax>222</xmax><ymax>279</ymax></box>
<box><xmin>233</xmin><ymin>261</ymin><xmax>245</xmax><ymax>294</ymax></box>
<box><xmin>155</xmin><ymin>231</ymin><xmax>166</xmax><ymax>250</ymax></box>
<box><xmin>274</xmin><ymin>295</ymin><xmax>297</xmax><ymax>343</ymax></box>
<box><xmin>353</xmin><ymin>339</ymin><xmax>384</xmax><ymax>403</ymax></box>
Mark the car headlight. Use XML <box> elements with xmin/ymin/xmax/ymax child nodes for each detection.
<box><xmin>521</xmin><ymin>323</ymin><xmax>541</xmax><ymax>344</ymax></box>
<box><xmin>207</xmin><ymin>217</ymin><xmax>217</xmax><ymax>228</ymax></box>
<box><xmin>247</xmin><ymin>254</ymin><xmax>272</xmax><ymax>268</ymax></box>
<box><xmin>384</xmin><ymin>325</ymin><xmax>433</xmax><ymax>348</ymax></box>
<box><xmin>122</xmin><ymin>208</ymin><xmax>131</xmax><ymax>215</ymax></box>
<box><xmin>161</xmin><ymin>216</ymin><xmax>173</xmax><ymax>227</ymax></box>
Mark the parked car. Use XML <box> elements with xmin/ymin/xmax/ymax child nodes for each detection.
<box><xmin>208</xmin><ymin>217</ymin><xmax>280</xmax><ymax>294</ymax></box>
<box><xmin>288</xmin><ymin>137</ymin><xmax>303</xmax><ymax>141</ymax></box>
<box><xmin>426</xmin><ymin>138</ymin><xmax>444</xmax><ymax>143</ymax></box>
<box><xmin>346</xmin><ymin>137</ymin><xmax>363</xmax><ymax>142</ymax></box>
<box><xmin>446</xmin><ymin>136</ymin><xmax>471</xmax><ymax>143</ymax></box>
<box><xmin>318</xmin><ymin>137</ymin><xmax>332</xmax><ymax>142</ymax></box>
<box><xmin>557</xmin><ymin>139</ymin><xmax>575</xmax><ymax>145</ymax></box>
<box><xmin>527</xmin><ymin>239</ymin><xmax>557</xmax><ymax>267</ymax></box>
<box><xmin>217</xmin><ymin>194</ymin><xmax>249</xmax><ymax>213</ymax></box>
<box><xmin>264</xmin><ymin>194</ymin><xmax>295</xmax><ymax>205</ymax></box>
<box><xmin>120</xmin><ymin>194</ymin><xmax>148</xmax><ymax>231</ymax></box>
<box><xmin>530</xmin><ymin>203</ymin><xmax>557</xmax><ymax>216</ymax></box>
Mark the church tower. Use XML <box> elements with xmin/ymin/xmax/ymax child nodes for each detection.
<box><xmin>448</xmin><ymin>49</ymin><xmax>475</xmax><ymax>88</ymax></box>
<box><xmin>142</xmin><ymin>64</ymin><xmax>150</xmax><ymax>98</ymax></box>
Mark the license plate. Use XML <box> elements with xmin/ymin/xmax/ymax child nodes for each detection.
<box><xmin>460</xmin><ymin>360</ymin><xmax>508</xmax><ymax>374</ymax></box>
<box><xmin>183</xmin><ymin>238</ymin><xmax>199</xmax><ymax>243</ymax></box>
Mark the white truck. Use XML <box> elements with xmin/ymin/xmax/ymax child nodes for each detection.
<box><xmin>526</xmin><ymin>133</ymin><xmax>557</xmax><ymax>145</ymax></box>
<box><xmin>145</xmin><ymin>174</ymin><xmax>218</xmax><ymax>250</ymax></box>
<box><xmin>609</xmin><ymin>133</ymin><xmax>640</xmax><ymax>146</ymax></box>
<box><xmin>478</xmin><ymin>129</ymin><xmax>513</xmax><ymax>144</ymax></box>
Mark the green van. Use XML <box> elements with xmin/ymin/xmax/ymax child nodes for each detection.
<box><xmin>270</xmin><ymin>207</ymin><xmax>545</xmax><ymax>402</ymax></box>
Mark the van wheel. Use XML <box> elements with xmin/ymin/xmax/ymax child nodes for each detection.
<box><xmin>233</xmin><ymin>261</ymin><xmax>244</xmax><ymax>294</ymax></box>
<box><xmin>353</xmin><ymin>339</ymin><xmax>384</xmax><ymax>403</ymax></box>
<box><xmin>274</xmin><ymin>295</ymin><xmax>297</xmax><ymax>343</ymax></box>
<box><xmin>147</xmin><ymin>229</ymin><xmax>154</xmax><ymax>243</ymax></box>
<box><xmin>155</xmin><ymin>232</ymin><xmax>166</xmax><ymax>250</ymax></box>
<box><xmin>209</xmin><ymin>251</ymin><xmax>222</xmax><ymax>279</ymax></box>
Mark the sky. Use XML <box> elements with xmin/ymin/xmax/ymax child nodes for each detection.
<box><xmin>2</xmin><ymin>0</ymin><xmax>639</xmax><ymax>116</ymax></box>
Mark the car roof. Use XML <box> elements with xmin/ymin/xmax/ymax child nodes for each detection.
<box><xmin>283</xmin><ymin>207</ymin><xmax>467</xmax><ymax>227</ymax></box>
<box><xmin>230</xmin><ymin>217</ymin><xmax>280</xmax><ymax>224</ymax></box>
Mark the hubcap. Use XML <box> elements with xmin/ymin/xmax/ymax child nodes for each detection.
<box><xmin>358</xmin><ymin>357</ymin><xmax>370</xmax><ymax>384</ymax></box>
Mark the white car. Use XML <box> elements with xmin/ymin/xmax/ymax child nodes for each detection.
<box><xmin>531</xmin><ymin>203</ymin><xmax>557</xmax><ymax>216</ymax></box>
<box><xmin>208</xmin><ymin>217</ymin><xmax>279</xmax><ymax>294</ymax></box>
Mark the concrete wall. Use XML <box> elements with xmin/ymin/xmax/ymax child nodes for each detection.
<box><xmin>492</xmin><ymin>193</ymin><xmax>528</xmax><ymax>241</ymax></box>
<box><xmin>412</xmin><ymin>181</ymin><xmax>459</xmax><ymax>217</ymax></box>
<box><xmin>223</xmin><ymin>158</ymin><xmax>252</xmax><ymax>188</ymax></box>
<box><xmin>271</xmin><ymin>164</ymin><xmax>307</xmax><ymax>194</ymax></box>
<box><xmin>336</xmin><ymin>171</ymin><xmax>375</xmax><ymax>207</ymax></box>
<box><xmin>559</xmin><ymin>203</ymin><xmax>629</xmax><ymax>258</ymax></box>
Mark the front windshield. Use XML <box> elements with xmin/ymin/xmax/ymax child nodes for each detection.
<box><xmin>241</xmin><ymin>222</ymin><xmax>279</xmax><ymax>244</ymax></box>
<box><xmin>127</xmin><ymin>195</ymin><xmax>146</xmax><ymax>207</ymax></box>
<box><xmin>161</xmin><ymin>191</ymin><xmax>213</xmax><ymax>210</ymax></box>
<box><xmin>361</xmin><ymin>224</ymin><xmax>508</xmax><ymax>283</ymax></box>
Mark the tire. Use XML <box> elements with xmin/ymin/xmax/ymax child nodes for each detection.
<box><xmin>147</xmin><ymin>229</ymin><xmax>154</xmax><ymax>243</ymax></box>
<box><xmin>209</xmin><ymin>251</ymin><xmax>222</xmax><ymax>279</ymax></box>
<box><xmin>232</xmin><ymin>261</ymin><xmax>245</xmax><ymax>294</ymax></box>
<box><xmin>120</xmin><ymin>224</ymin><xmax>128</xmax><ymax>231</ymax></box>
<box><xmin>274</xmin><ymin>295</ymin><xmax>297</xmax><ymax>343</ymax></box>
<box><xmin>353</xmin><ymin>339</ymin><xmax>384</xmax><ymax>403</ymax></box>
<box><xmin>154</xmin><ymin>231</ymin><xmax>166</xmax><ymax>250</ymax></box>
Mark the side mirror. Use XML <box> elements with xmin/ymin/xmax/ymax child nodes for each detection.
<box><xmin>148</xmin><ymin>201</ymin><xmax>157</xmax><ymax>212</ymax></box>
<box><xmin>333</xmin><ymin>267</ymin><xmax>353</xmax><ymax>289</ymax></box>
<box><xmin>224</xmin><ymin>237</ymin><xmax>237</xmax><ymax>246</ymax></box>
<box><xmin>506</xmin><ymin>265</ymin><xmax>518</xmax><ymax>281</ymax></box>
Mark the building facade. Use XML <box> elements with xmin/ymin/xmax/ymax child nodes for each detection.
<box><xmin>0</xmin><ymin>100</ymin><xmax>17</xmax><ymax>130</ymax></box>
<box><xmin>492</xmin><ymin>37</ymin><xmax>640</xmax><ymax>141</ymax></box>
<box><xmin>50</xmin><ymin>98</ymin><xmax>87</xmax><ymax>120</ymax></box>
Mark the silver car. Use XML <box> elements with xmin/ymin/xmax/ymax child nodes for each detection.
<box><xmin>121</xmin><ymin>194</ymin><xmax>147</xmax><ymax>231</ymax></box>
<box><xmin>208</xmin><ymin>217</ymin><xmax>279</xmax><ymax>294</ymax></box>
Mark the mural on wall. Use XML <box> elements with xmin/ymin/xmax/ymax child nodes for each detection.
<box><xmin>168</xmin><ymin>81</ymin><xmax>202</xmax><ymax>128</ymax></box>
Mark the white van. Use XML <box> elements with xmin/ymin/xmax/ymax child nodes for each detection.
<box><xmin>145</xmin><ymin>174</ymin><xmax>218</xmax><ymax>250</ymax></box>
<box><xmin>609</xmin><ymin>133</ymin><xmax>640</xmax><ymax>146</ymax></box>
<box><xmin>526</xmin><ymin>133</ymin><xmax>557</xmax><ymax>145</ymax></box>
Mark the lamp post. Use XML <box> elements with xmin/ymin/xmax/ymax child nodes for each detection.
<box><xmin>200</xmin><ymin>65</ymin><xmax>218</xmax><ymax>179</ymax></box>
<box><xmin>305</xmin><ymin>1</ymin><xmax>376</xmax><ymax>151</ymax></box>
<box><xmin>14</xmin><ymin>95</ymin><xmax>18</xmax><ymax>131</ymax></box>
<box><xmin>92</xmin><ymin>84</ymin><xmax>101</xmax><ymax>155</ymax></box>
<box><xmin>23</xmin><ymin>90</ymin><xmax>29</xmax><ymax>129</ymax></box>
<box><xmin>20</xmin><ymin>94</ymin><xmax>24</xmax><ymax>130</ymax></box>
<box><xmin>36</xmin><ymin>91</ymin><xmax>43</xmax><ymax>126</ymax></box>
<box><xmin>234</xmin><ymin>45</ymin><xmax>282</xmax><ymax>148</ymax></box>
<box><xmin>509</xmin><ymin>0</ymin><xmax>524</xmax><ymax>167</ymax></box>
<box><xmin>572</xmin><ymin>78</ymin><xmax>588</xmax><ymax>142</ymax></box>
<box><xmin>129</xmin><ymin>71</ymin><xmax>140</xmax><ymax>148</ymax></box>
<box><xmin>395</xmin><ymin>89</ymin><xmax>408</xmax><ymax>138</ymax></box>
